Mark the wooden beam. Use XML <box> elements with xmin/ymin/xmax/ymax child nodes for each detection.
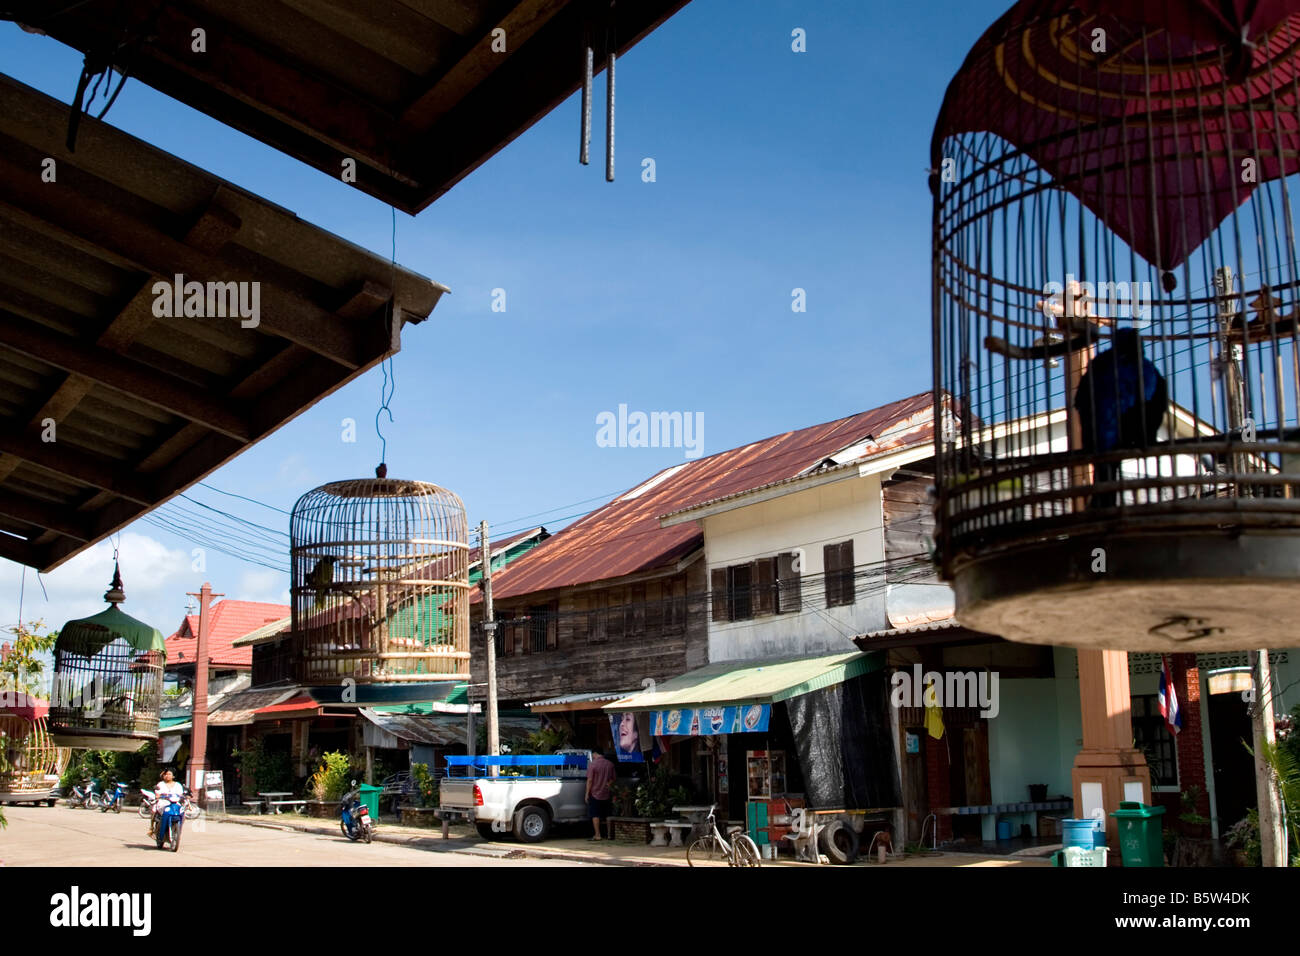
<box><xmin>0</xmin><ymin>488</ymin><xmax>92</xmax><ymax>541</ymax></box>
<box><xmin>399</xmin><ymin>0</ymin><xmax>571</xmax><ymax>131</ymax></box>
<box><xmin>0</xmin><ymin>156</ymin><xmax>370</xmax><ymax>368</ymax></box>
<box><xmin>0</xmin><ymin>531</ymin><xmax>44</xmax><ymax>569</ymax></box>
<box><xmin>0</xmin><ymin>429</ymin><xmax>154</xmax><ymax>505</ymax></box>
<box><xmin>0</xmin><ymin>313</ymin><xmax>252</xmax><ymax>440</ymax></box>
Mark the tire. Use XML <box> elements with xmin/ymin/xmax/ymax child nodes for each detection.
<box><xmin>138</xmin><ymin>804</ymin><xmax>150</xmax><ymax>819</ymax></box>
<box><xmin>475</xmin><ymin>822</ymin><xmax>496</xmax><ymax>841</ymax></box>
<box><xmin>45</xmin><ymin>799</ymin><xmax>55</xmax><ymax>807</ymax></box>
<box><xmin>342</xmin><ymin>820</ymin><xmax>357</xmax><ymax>841</ymax></box>
<box><xmin>733</xmin><ymin>834</ymin><xmax>762</xmax><ymax>867</ymax></box>
<box><xmin>170</xmin><ymin>820</ymin><xmax>181</xmax><ymax>852</ymax></box>
<box><xmin>155</xmin><ymin>821</ymin><xmax>164</xmax><ymax>850</ymax></box>
<box><xmin>687</xmin><ymin>836</ymin><xmax>728</xmax><ymax>867</ymax></box>
<box><xmin>185</xmin><ymin>803</ymin><xmax>201</xmax><ymax>821</ymax></box>
<box><xmin>363</xmin><ymin>824</ymin><xmax>372</xmax><ymax>844</ymax></box>
<box><xmin>818</xmin><ymin>819</ymin><xmax>859</xmax><ymax>865</ymax></box>
<box><xmin>512</xmin><ymin>805</ymin><xmax>551</xmax><ymax>843</ymax></box>
<box><xmin>113</xmin><ymin>802</ymin><xmax>121</xmax><ymax>814</ymax></box>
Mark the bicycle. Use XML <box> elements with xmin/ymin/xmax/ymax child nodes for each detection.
<box><xmin>685</xmin><ymin>805</ymin><xmax>761</xmax><ymax>867</ymax></box>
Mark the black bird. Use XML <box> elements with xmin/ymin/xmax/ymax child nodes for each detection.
<box><xmin>1073</xmin><ymin>328</ymin><xmax>1168</xmax><ymax>509</ymax></box>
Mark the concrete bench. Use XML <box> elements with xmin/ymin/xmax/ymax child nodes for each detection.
<box><xmin>267</xmin><ymin>800</ymin><xmax>307</xmax><ymax>814</ymax></box>
<box><xmin>650</xmin><ymin>821</ymin><xmax>693</xmax><ymax>847</ymax></box>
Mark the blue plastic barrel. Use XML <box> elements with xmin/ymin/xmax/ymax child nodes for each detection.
<box><xmin>996</xmin><ymin>820</ymin><xmax>1013</xmax><ymax>840</ymax></box>
<box><xmin>1062</xmin><ymin>819</ymin><xmax>1098</xmax><ymax>848</ymax></box>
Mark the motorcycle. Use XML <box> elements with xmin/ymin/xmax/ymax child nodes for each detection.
<box><xmin>137</xmin><ymin>788</ymin><xmax>155</xmax><ymax>819</ymax></box>
<box><xmin>66</xmin><ymin>780</ymin><xmax>101</xmax><ymax>809</ymax></box>
<box><xmin>154</xmin><ymin>792</ymin><xmax>185</xmax><ymax>852</ymax></box>
<box><xmin>182</xmin><ymin>787</ymin><xmax>202</xmax><ymax>821</ymax></box>
<box><xmin>339</xmin><ymin>780</ymin><xmax>372</xmax><ymax>843</ymax></box>
<box><xmin>99</xmin><ymin>781</ymin><xmax>128</xmax><ymax>813</ymax></box>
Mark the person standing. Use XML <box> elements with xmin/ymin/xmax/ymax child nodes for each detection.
<box><xmin>585</xmin><ymin>748</ymin><xmax>616</xmax><ymax>841</ymax></box>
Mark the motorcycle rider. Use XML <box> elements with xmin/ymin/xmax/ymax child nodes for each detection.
<box><xmin>149</xmin><ymin>769</ymin><xmax>184</xmax><ymax>835</ymax></box>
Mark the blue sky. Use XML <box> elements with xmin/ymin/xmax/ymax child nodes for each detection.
<box><xmin>0</xmin><ymin>1</ymin><xmax>1011</xmax><ymax>640</ymax></box>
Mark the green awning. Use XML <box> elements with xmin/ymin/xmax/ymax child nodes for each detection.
<box><xmin>604</xmin><ymin>651</ymin><xmax>883</xmax><ymax>711</ymax></box>
<box><xmin>370</xmin><ymin>682</ymin><xmax>469</xmax><ymax>714</ymax></box>
<box><xmin>57</xmin><ymin>604</ymin><xmax>166</xmax><ymax>656</ymax></box>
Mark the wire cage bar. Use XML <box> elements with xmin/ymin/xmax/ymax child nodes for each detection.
<box><xmin>290</xmin><ymin>478</ymin><xmax>470</xmax><ymax>683</ymax></box>
<box><xmin>0</xmin><ymin>705</ymin><xmax>70</xmax><ymax>800</ymax></box>
<box><xmin>931</xmin><ymin>2</ymin><xmax>1300</xmax><ymax>650</ymax></box>
<box><xmin>49</xmin><ymin>569</ymin><xmax>166</xmax><ymax>750</ymax></box>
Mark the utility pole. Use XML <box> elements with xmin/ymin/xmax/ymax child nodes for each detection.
<box><xmin>1253</xmin><ymin>651</ymin><xmax>1286</xmax><ymax>866</ymax></box>
<box><xmin>1216</xmin><ymin>267</ymin><xmax>1285</xmax><ymax>863</ymax></box>
<box><xmin>479</xmin><ymin>521</ymin><xmax>500</xmax><ymax>776</ymax></box>
<box><xmin>186</xmin><ymin>582</ymin><xmax>222</xmax><ymax>808</ymax></box>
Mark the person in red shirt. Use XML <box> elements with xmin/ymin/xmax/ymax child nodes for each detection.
<box><xmin>585</xmin><ymin>748</ymin><xmax>617</xmax><ymax>841</ymax></box>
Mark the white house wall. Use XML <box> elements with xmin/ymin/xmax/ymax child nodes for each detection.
<box><xmin>703</xmin><ymin>474</ymin><xmax>888</xmax><ymax>662</ymax></box>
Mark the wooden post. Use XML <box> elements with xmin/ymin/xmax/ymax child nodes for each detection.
<box><xmin>480</xmin><ymin>521</ymin><xmax>500</xmax><ymax>775</ymax></box>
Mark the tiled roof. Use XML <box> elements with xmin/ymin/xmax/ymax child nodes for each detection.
<box><xmin>487</xmin><ymin>392</ymin><xmax>937</xmax><ymax>600</ymax></box>
<box><xmin>164</xmin><ymin>600</ymin><xmax>291</xmax><ymax>669</ymax></box>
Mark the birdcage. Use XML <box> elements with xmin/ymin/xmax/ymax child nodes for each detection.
<box><xmin>0</xmin><ymin>694</ymin><xmax>69</xmax><ymax>804</ymax></box>
<box><xmin>49</xmin><ymin>567</ymin><xmax>166</xmax><ymax>750</ymax></box>
<box><xmin>931</xmin><ymin>2</ymin><xmax>1300</xmax><ymax>652</ymax></box>
<box><xmin>290</xmin><ymin>478</ymin><xmax>470</xmax><ymax>683</ymax></box>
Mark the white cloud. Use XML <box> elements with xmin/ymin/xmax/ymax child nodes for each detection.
<box><xmin>238</xmin><ymin>568</ymin><xmax>291</xmax><ymax>607</ymax></box>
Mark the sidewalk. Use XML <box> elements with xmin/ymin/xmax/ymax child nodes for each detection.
<box><xmin>216</xmin><ymin>812</ymin><xmax>1049</xmax><ymax>867</ymax></box>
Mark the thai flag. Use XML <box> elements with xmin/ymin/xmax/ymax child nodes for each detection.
<box><xmin>1159</xmin><ymin>656</ymin><xmax>1182</xmax><ymax>736</ymax></box>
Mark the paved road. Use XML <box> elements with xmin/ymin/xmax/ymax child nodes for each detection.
<box><xmin>0</xmin><ymin>805</ymin><xmax>589</xmax><ymax>867</ymax></box>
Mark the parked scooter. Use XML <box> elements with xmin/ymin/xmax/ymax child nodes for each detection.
<box><xmin>154</xmin><ymin>792</ymin><xmax>185</xmax><ymax>852</ymax></box>
<box><xmin>66</xmin><ymin>779</ymin><xmax>101</xmax><ymax>809</ymax></box>
<box><xmin>182</xmin><ymin>787</ymin><xmax>202</xmax><ymax>821</ymax></box>
<box><xmin>99</xmin><ymin>781</ymin><xmax>128</xmax><ymax>813</ymax></box>
<box><xmin>339</xmin><ymin>780</ymin><xmax>372</xmax><ymax>843</ymax></box>
<box><xmin>137</xmin><ymin>787</ymin><xmax>155</xmax><ymax>819</ymax></box>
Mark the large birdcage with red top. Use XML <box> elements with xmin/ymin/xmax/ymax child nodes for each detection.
<box><xmin>290</xmin><ymin>477</ymin><xmax>470</xmax><ymax>683</ymax></box>
<box><xmin>931</xmin><ymin>1</ymin><xmax>1300</xmax><ymax>651</ymax></box>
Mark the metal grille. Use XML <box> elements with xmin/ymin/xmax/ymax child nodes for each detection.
<box><xmin>290</xmin><ymin>478</ymin><xmax>470</xmax><ymax>683</ymax></box>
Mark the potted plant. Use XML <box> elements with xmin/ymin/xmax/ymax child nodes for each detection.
<box><xmin>399</xmin><ymin>763</ymin><xmax>442</xmax><ymax>827</ymax></box>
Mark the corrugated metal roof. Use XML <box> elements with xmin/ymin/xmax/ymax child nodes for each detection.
<box><xmin>605</xmin><ymin>652</ymin><xmax>882</xmax><ymax>711</ymax></box>
<box><xmin>487</xmin><ymin>393</ymin><xmax>937</xmax><ymax>601</ymax></box>
<box><xmin>858</xmin><ymin>619</ymin><xmax>964</xmax><ymax>640</ymax></box>
<box><xmin>254</xmin><ymin>693</ymin><xmax>320</xmax><ymax>719</ymax></box>
<box><xmin>525</xmin><ymin>690</ymin><xmax>636</xmax><ymax>710</ymax></box>
<box><xmin>207</xmin><ymin>687</ymin><xmax>299</xmax><ymax>726</ymax></box>
<box><xmin>230</xmin><ymin>616</ymin><xmax>292</xmax><ymax>648</ymax></box>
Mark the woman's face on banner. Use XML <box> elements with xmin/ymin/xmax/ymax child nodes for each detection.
<box><xmin>618</xmin><ymin>712</ymin><xmax>638</xmax><ymax>753</ymax></box>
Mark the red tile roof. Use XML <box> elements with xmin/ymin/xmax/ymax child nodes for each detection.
<box><xmin>487</xmin><ymin>392</ymin><xmax>937</xmax><ymax>601</ymax></box>
<box><xmin>165</xmin><ymin>600</ymin><xmax>291</xmax><ymax>670</ymax></box>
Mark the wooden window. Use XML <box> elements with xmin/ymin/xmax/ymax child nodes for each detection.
<box><xmin>754</xmin><ymin>557</ymin><xmax>776</xmax><ymax>616</ymax></box>
<box><xmin>646</xmin><ymin>581</ymin><xmax>663</xmax><ymax>631</ymax></box>
<box><xmin>776</xmin><ymin>551</ymin><xmax>801</xmax><ymax>613</ymax></box>
<box><xmin>711</xmin><ymin>568</ymin><xmax>728</xmax><ymax>622</ymax></box>
<box><xmin>605</xmin><ymin>589</ymin><xmax>625</xmax><ymax>642</ymax></box>
<box><xmin>667</xmin><ymin>577</ymin><xmax>686</xmax><ymax>632</ymax></box>
<box><xmin>824</xmin><ymin>540</ymin><xmax>855</xmax><ymax>607</ymax></box>
<box><xmin>728</xmin><ymin>564</ymin><xmax>753</xmax><ymax>621</ymax></box>
<box><xmin>629</xmin><ymin>584</ymin><xmax>646</xmax><ymax>636</ymax></box>
<box><xmin>1132</xmin><ymin>695</ymin><xmax>1178</xmax><ymax>787</ymax></box>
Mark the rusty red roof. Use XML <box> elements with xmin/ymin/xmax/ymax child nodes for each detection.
<box><xmin>487</xmin><ymin>392</ymin><xmax>937</xmax><ymax>601</ymax></box>
<box><xmin>165</xmin><ymin>600</ymin><xmax>291</xmax><ymax>670</ymax></box>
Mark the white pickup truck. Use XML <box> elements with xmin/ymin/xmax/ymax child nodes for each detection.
<box><xmin>438</xmin><ymin>752</ymin><xmax>592</xmax><ymax>842</ymax></box>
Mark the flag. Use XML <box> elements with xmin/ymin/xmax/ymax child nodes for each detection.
<box><xmin>1158</xmin><ymin>656</ymin><xmax>1182</xmax><ymax>736</ymax></box>
<box><xmin>923</xmin><ymin>678</ymin><xmax>945</xmax><ymax>739</ymax></box>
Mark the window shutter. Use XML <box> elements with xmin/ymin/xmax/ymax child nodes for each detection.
<box><xmin>755</xmin><ymin>558</ymin><xmax>776</xmax><ymax>615</ymax></box>
<box><xmin>546</xmin><ymin>602</ymin><xmax>558</xmax><ymax>650</ymax></box>
<box><xmin>503</xmin><ymin>619</ymin><xmax>515</xmax><ymax>655</ymax></box>
<box><xmin>823</xmin><ymin>543</ymin><xmax>841</xmax><ymax>607</ymax></box>
<box><xmin>776</xmin><ymin>552</ymin><xmax>801</xmax><ymax>613</ymax></box>
<box><xmin>711</xmin><ymin>568</ymin><xmax>728</xmax><ymax>622</ymax></box>
<box><xmin>839</xmin><ymin>539</ymin><xmax>855</xmax><ymax>605</ymax></box>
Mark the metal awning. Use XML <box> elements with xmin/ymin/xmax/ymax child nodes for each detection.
<box><xmin>526</xmin><ymin>690</ymin><xmax>636</xmax><ymax>713</ymax></box>
<box><xmin>0</xmin><ymin>75</ymin><xmax>446</xmax><ymax>572</ymax></box>
<box><xmin>207</xmin><ymin>687</ymin><xmax>300</xmax><ymax>727</ymax></box>
<box><xmin>9</xmin><ymin>0</ymin><xmax>691</xmax><ymax>212</ymax></box>
<box><xmin>359</xmin><ymin>709</ymin><xmax>537</xmax><ymax>749</ymax></box>
<box><xmin>605</xmin><ymin>652</ymin><xmax>882</xmax><ymax>712</ymax></box>
<box><xmin>230</xmin><ymin>617</ymin><xmax>291</xmax><ymax>648</ymax></box>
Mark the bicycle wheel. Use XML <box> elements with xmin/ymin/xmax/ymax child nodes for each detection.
<box><xmin>732</xmin><ymin>834</ymin><xmax>762</xmax><ymax>867</ymax></box>
<box><xmin>686</xmin><ymin>836</ymin><xmax>729</xmax><ymax>867</ymax></box>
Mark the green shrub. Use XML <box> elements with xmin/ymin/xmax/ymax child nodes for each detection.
<box><xmin>411</xmin><ymin>763</ymin><xmax>438</xmax><ymax>808</ymax></box>
<box><xmin>309</xmin><ymin>751</ymin><xmax>352</xmax><ymax>802</ymax></box>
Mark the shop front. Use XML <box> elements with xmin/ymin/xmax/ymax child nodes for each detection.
<box><xmin>604</xmin><ymin>651</ymin><xmax>899</xmax><ymax>846</ymax></box>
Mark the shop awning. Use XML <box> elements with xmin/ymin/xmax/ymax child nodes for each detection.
<box><xmin>207</xmin><ymin>687</ymin><xmax>300</xmax><ymax>726</ymax></box>
<box><xmin>526</xmin><ymin>690</ymin><xmax>637</xmax><ymax>713</ymax></box>
<box><xmin>305</xmin><ymin>681</ymin><xmax>462</xmax><ymax>709</ymax></box>
<box><xmin>602</xmin><ymin>651</ymin><xmax>883</xmax><ymax>736</ymax></box>
<box><xmin>359</xmin><ymin>709</ymin><xmax>539</xmax><ymax>749</ymax></box>
<box><xmin>254</xmin><ymin>694</ymin><xmax>321</xmax><ymax>720</ymax></box>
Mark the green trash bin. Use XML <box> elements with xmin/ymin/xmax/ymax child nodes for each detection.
<box><xmin>358</xmin><ymin>784</ymin><xmax>382</xmax><ymax>820</ymax></box>
<box><xmin>1109</xmin><ymin>801</ymin><xmax>1165</xmax><ymax>867</ymax></box>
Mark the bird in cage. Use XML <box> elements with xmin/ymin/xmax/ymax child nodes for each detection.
<box><xmin>1073</xmin><ymin>328</ymin><xmax>1168</xmax><ymax>509</ymax></box>
<box><xmin>308</xmin><ymin>556</ymin><xmax>337</xmax><ymax>609</ymax></box>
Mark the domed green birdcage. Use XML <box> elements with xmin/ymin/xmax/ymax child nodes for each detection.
<box><xmin>49</xmin><ymin>565</ymin><xmax>166</xmax><ymax>750</ymax></box>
